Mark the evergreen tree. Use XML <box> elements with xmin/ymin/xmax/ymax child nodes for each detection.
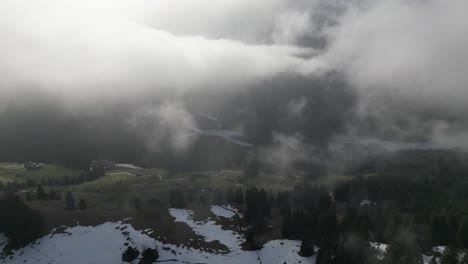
<box><xmin>122</xmin><ymin>246</ymin><xmax>140</xmax><ymax>263</ymax></box>
<box><xmin>460</xmin><ymin>254</ymin><xmax>468</xmax><ymax>264</ymax></box>
<box><xmin>212</xmin><ymin>189</ymin><xmax>223</xmax><ymax>205</ymax></box>
<box><xmin>36</xmin><ymin>185</ymin><xmax>48</xmax><ymax>200</ymax></box>
<box><xmin>65</xmin><ymin>191</ymin><xmax>75</xmax><ymax>210</ymax></box>
<box><xmin>0</xmin><ymin>194</ymin><xmax>44</xmax><ymax>249</ymax></box>
<box><xmin>169</xmin><ymin>189</ymin><xmax>186</xmax><ymax>208</ymax></box>
<box><xmin>174</xmin><ymin>192</ymin><xmax>186</xmax><ymax>208</ymax></box>
<box><xmin>225</xmin><ymin>188</ymin><xmax>235</xmax><ymax>204</ymax></box>
<box><xmin>78</xmin><ymin>198</ymin><xmax>87</xmax><ymax>210</ymax></box>
<box><xmin>458</xmin><ymin>216</ymin><xmax>468</xmax><ymax>248</ymax></box>
<box><xmin>235</xmin><ymin>189</ymin><xmax>244</xmax><ymax>205</ymax></box>
<box><xmin>25</xmin><ymin>192</ymin><xmax>33</xmax><ymax>202</ymax></box>
<box><xmin>131</xmin><ymin>197</ymin><xmax>142</xmax><ymax>210</ymax></box>
<box><xmin>281</xmin><ymin>214</ymin><xmax>293</xmax><ymax>239</ymax></box>
<box><xmin>299</xmin><ymin>236</ymin><xmax>315</xmax><ymax>257</ymax></box>
<box><xmin>440</xmin><ymin>245</ymin><xmax>458</xmax><ymax>264</ymax></box>
<box><xmin>140</xmin><ymin>248</ymin><xmax>159</xmax><ymax>264</ymax></box>
<box><xmin>316</xmin><ymin>246</ymin><xmax>332</xmax><ymax>264</ymax></box>
<box><xmin>188</xmin><ymin>191</ymin><xmax>194</xmax><ymax>203</ymax></box>
<box><xmin>48</xmin><ymin>190</ymin><xmax>61</xmax><ymax>200</ymax></box>
<box><xmin>429</xmin><ymin>256</ymin><xmax>438</xmax><ymax>264</ymax></box>
<box><xmin>385</xmin><ymin>239</ymin><xmax>423</xmax><ymax>264</ymax></box>
<box><xmin>246</xmin><ymin>226</ymin><xmax>255</xmax><ymax>243</ymax></box>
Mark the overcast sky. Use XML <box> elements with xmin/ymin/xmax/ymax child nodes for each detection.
<box><xmin>1</xmin><ymin>0</ymin><xmax>468</xmax><ymax>147</ymax></box>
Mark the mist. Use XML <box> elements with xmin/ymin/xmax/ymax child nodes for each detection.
<box><xmin>1</xmin><ymin>0</ymin><xmax>468</xmax><ymax>166</ymax></box>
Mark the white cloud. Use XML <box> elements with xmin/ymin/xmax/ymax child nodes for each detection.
<box><xmin>0</xmin><ymin>0</ymin><xmax>312</xmax><ymax>111</ymax></box>
<box><xmin>315</xmin><ymin>0</ymin><xmax>468</xmax><ymax>110</ymax></box>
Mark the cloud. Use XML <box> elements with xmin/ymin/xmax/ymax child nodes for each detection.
<box><xmin>0</xmin><ymin>0</ymin><xmax>318</xmax><ymax>154</ymax></box>
<box><xmin>0</xmin><ymin>0</ymin><xmax>312</xmax><ymax>112</ymax></box>
<box><xmin>2</xmin><ymin>0</ymin><xmax>468</xmax><ymax>153</ymax></box>
<box><xmin>128</xmin><ymin>102</ymin><xmax>196</xmax><ymax>152</ymax></box>
<box><xmin>298</xmin><ymin>0</ymin><xmax>468</xmax><ymax>143</ymax></box>
<box><xmin>259</xmin><ymin>133</ymin><xmax>320</xmax><ymax>173</ymax></box>
<box><xmin>323</xmin><ymin>0</ymin><xmax>468</xmax><ymax>109</ymax></box>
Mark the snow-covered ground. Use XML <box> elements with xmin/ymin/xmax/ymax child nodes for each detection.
<box><xmin>194</xmin><ymin>129</ymin><xmax>252</xmax><ymax>147</ymax></box>
<box><xmin>168</xmin><ymin>207</ymin><xmax>312</xmax><ymax>264</ymax></box>
<box><xmin>369</xmin><ymin>242</ymin><xmax>445</xmax><ymax>264</ymax></box>
<box><xmin>370</xmin><ymin>242</ymin><xmax>388</xmax><ymax>260</ymax></box>
<box><xmin>115</xmin><ymin>163</ymin><xmax>143</xmax><ymax>170</ymax></box>
<box><xmin>169</xmin><ymin>208</ymin><xmax>243</xmax><ymax>251</ymax></box>
<box><xmin>210</xmin><ymin>205</ymin><xmax>241</xmax><ymax>219</ymax></box>
<box><xmin>0</xmin><ymin>206</ymin><xmax>313</xmax><ymax>264</ymax></box>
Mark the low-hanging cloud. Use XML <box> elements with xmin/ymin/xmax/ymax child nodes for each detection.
<box><xmin>0</xmin><ymin>0</ymin><xmax>312</xmax><ymax>112</ymax></box>
<box><xmin>302</xmin><ymin>0</ymin><xmax>468</xmax><ymax>144</ymax></box>
<box><xmin>128</xmin><ymin>102</ymin><xmax>197</xmax><ymax>152</ymax></box>
<box><xmin>2</xmin><ymin>0</ymin><xmax>468</xmax><ymax>155</ymax></box>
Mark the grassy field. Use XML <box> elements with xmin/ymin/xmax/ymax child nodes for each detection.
<box><xmin>3</xmin><ymin>162</ymin><xmax>322</xmax><ymax>249</ymax></box>
<box><xmin>0</xmin><ymin>162</ymin><xmax>78</xmax><ymax>184</ymax></box>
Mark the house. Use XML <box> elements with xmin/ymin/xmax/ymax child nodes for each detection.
<box><xmin>360</xmin><ymin>199</ymin><xmax>376</xmax><ymax>207</ymax></box>
<box><xmin>90</xmin><ymin>160</ymin><xmax>115</xmax><ymax>171</ymax></box>
<box><xmin>24</xmin><ymin>162</ymin><xmax>42</xmax><ymax>171</ymax></box>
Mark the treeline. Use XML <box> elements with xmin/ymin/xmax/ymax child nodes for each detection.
<box><xmin>324</xmin><ymin>149</ymin><xmax>468</xmax><ymax>263</ymax></box>
<box><xmin>25</xmin><ymin>185</ymin><xmax>61</xmax><ymax>201</ymax></box>
<box><xmin>203</xmin><ymin>182</ymin><xmax>468</xmax><ymax>263</ymax></box>
<box><xmin>23</xmin><ymin>186</ymin><xmax>87</xmax><ymax>211</ymax></box>
<box><xmin>336</xmin><ymin>150</ymin><xmax>468</xmax><ymax>248</ymax></box>
<box><xmin>0</xmin><ymin>168</ymin><xmax>106</xmax><ymax>193</ymax></box>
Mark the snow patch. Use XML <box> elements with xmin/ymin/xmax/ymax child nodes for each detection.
<box><xmin>115</xmin><ymin>163</ymin><xmax>143</xmax><ymax>169</ymax></box>
<box><xmin>370</xmin><ymin>242</ymin><xmax>388</xmax><ymax>260</ymax></box>
<box><xmin>210</xmin><ymin>205</ymin><xmax>241</xmax><ymax>219</ymax></box>
<box><xmin>433</xmin><ymin>245</ymin><xmax>446</xmax><ymax>254</ymax></box>
<box><xmin>1</xmin><ymin>210</ymin><xmax>314</xmax><ymax>264</ymax></box>
<box><xmin>169</xmin><ymin>208</ymin><xmax>242</xmax><ymax>250</ymax></box>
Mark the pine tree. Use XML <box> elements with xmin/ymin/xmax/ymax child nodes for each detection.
<box><xmin>122</xmin><ymin>246</ymin><xmax>140</xmax><ymax>262</ymax></box>
<box><xmin>282</xmin><ymin>215</ymin><xmax>292</xmax><ymax>239</ymax></box>
<box><xmin>458</xmin><ymin>216</ymin><xmax>468</xmax><ymax>248</ymax></box>
<box><xmin>440</xmin><ymin>245</ymin><xmax>458</xmax><ymax>264</ymax></box>
<box><xmin>131</xmin><ymin>197</ymin><xmax>142</xmax><ymax>210</ymax></box>
<box><xmin>226</xmin><ymin>188</ymin><xmax>235</xmax><ymax>204</ymax></box>
<box><xmin>78</xmin><ymin>198</ymin><xmax>87</xmax><ymax>210</ymax></box>
<box><xmin>0</xmin><ymin>194</ymin><xmax>45</xmax><ymax>249</ymax></box>
<box><xmin>25</xmin><ymin>192</ymin><xmax>33</xmax><ymax>202</ymax></box>
<box><xmin>316</xmin><ymin>246</ymin><xmax>332</xmax><ymax>264</ymax></box>
<box><xmin>188</xmin><ymin>191</ymin><xmax>194</xmax><ymax>203</ymax></box>
<box><xmin>140</xmin><ymin>248</ymin><xmax>159</xmax><ymax>264</ymax></box>
<box><xmin>212</xmin><ymin>189</ymin><xmax>223</xmax><ymax>205</ymax></box>
<box><xmin>460</xmin><ymin>254</ymin><xmax>468</xmax><ymax>264</ymax></box>
<box><xmin>49</xmin><ymin>190</ymin><xmax>61</xmax><ymax>200</ymax></box>
<box><xmin>246</xmin><ymin>226</ymin><xmax>255</xmax><ymax>243</ymax></box>
<box><xmin>235</xmin><ymin>189</ymin><xmax>244</xmax><ymax>205</ymax></box>
<box><xmin>65</xmin><ymin>191</ymin><xmax>75</xmax><ymax>210</ymax></box>
<box><xmin>299</xmin><ymin>236</ymin><xmax>315</xmax><ymax>257</ymax></box>
<box><xmin>385</xmin><ymin>239</ymin><xmax>423</xmax><ymax>264</ymax></box>
<box><xmin>36</xmin><ymin>185</ymin><xmax>48</xmax><ymax>200</ymax></box>
<box><xmin>169</xmin><ymin>189</ymin><xmax>186</xmax><ymax>208</ymax></box>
